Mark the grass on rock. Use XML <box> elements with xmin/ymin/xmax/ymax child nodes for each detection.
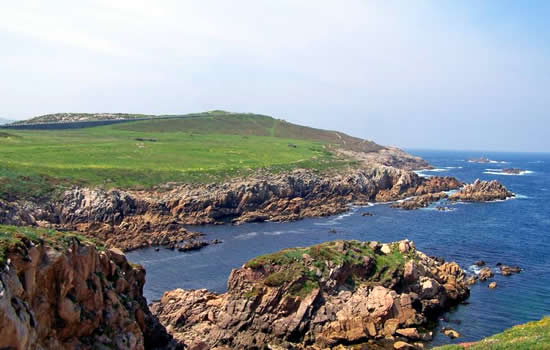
<box><xmin>245</xmin><ymin>240</ymin><xmax>408</xmax><ymax>298</ymax></box>
<box><xmin>0</xmin><ymin>224</ymin><xmax>104</xmax><ymax>266</ymax></box>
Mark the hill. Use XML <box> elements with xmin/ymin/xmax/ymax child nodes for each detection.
<box><xmin>0</xmin><ymin>118</ymin><xmax>14</xmax><ymax>125</ymax></box>
<box><xmin>11</xmin><ymin>112</ymin><xmax>154</xmax><ymax>124</ymax></box>
<box><xmin>0</xmin><ymin>111</ymin><xmax>416</xmax><ymax>201</ymax></box>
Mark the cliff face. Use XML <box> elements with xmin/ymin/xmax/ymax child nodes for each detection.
<box><xmin>151</xmin><ymin>240</ymin><xmax>470</xmax><ymax>349</ymax></box>
<box><xmin>0</xmin><ymin>227</ymin><xmax>175</xmax><ymax>350</ymax></box>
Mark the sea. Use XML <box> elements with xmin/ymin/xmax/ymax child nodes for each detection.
<box><xmin>127</xmin><ymin>150</ymin><xmax>550</xmax><ymax>346</ymax></box>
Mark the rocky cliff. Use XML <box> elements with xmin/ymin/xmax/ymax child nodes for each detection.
<box><xmin>151</xmin><ymin>240</ymin><xmax>470</xmax><ymax>349</ymax></box>
<box><xmin>0</xmin><ymin>225</ymin><xmax>176</xmax><ymax>350</ymax></box>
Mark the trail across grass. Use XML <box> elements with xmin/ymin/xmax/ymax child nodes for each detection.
<box><xmin>0</xmin><ymin>114</ymin><xmax>360</xmax><ymax>200</ymax></box>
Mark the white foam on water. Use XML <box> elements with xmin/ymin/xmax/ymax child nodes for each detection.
<box><xmin>263</xmin><ymin>230</ymin><xmax>288</xmax><ymax>236</ymax></box>
<box><xmin>513</xmin><ymin>193</ymin><xmax>529</xmax><ymax>199</ymax></box>
<box><xmin>235</xmin><ymin>231</ymin><xmax>258</xmax><ymax>240</ymax></box>
<box><xmin>483</xmin><ymin>170</ymin><xmax>534</xmax><ymax>176</ymax></box>
<box><xmin>444</xmin><ymin>166</ymin><xmax>463</xmax><ymax>169</ymax></box>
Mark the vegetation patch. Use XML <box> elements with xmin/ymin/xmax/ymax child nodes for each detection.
<box><xmin>0</xmin><ymin>224</ymin><xmax>104</xmax><ymax>266</ymax></box>
<box><xmin>245</xmin><ymin>240</ymin><xmax>407</xmax><ymax>297</ymax></box>
<box><xmin>435</xmin><ymin>317</ymin><xmax>550</xmax><ymax>350</ymax></box>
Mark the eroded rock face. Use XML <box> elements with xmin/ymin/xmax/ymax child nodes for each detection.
<box><xmin>449</xmin><ymin>179</ymin><xmax>514</xmax><ymax>202</ymax></box>
<box><xmin>151</xmin><ymin>240</ymin><xmax>470</xmax><ymax>349</ymax></box>
<box><xmin>0</xmin><ymin>240</ymin><xmax>176</xmax><ymax>350</ymax></box>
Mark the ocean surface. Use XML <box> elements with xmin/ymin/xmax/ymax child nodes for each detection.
<box><xmin>127</xmin><ymin>150</ymin><xmax>550</xmax><ymax>346</ymax></box>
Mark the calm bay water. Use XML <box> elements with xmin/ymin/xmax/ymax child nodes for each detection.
<box><xmin>127</xmin><ymin>150</ymin><xmax>550</xmax><ymax>345</ymax></box>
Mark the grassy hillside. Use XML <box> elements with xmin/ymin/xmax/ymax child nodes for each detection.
<box><xmin>0</xmin><ymin>112</ymin><xmax>376</xmax><ymax>201</ymax></box>
<box><xmin>435</xmin><ymin>317</ymin><xmax>550</xmax><ymax>350</ymax></box>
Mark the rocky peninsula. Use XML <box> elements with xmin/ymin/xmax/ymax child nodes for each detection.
<box><xmin>151</xmin><ymin>239</ymin><xmax>470</xmax><ymax>349</ymax></box>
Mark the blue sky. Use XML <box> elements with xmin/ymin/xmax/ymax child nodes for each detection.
<box><xmin>1</xmin><ymin>1</ymin><xmax>548</xmax><ymax>151</ymax></box>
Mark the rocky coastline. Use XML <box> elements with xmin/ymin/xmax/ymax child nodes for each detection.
<box><xmin>0</xmin><ymin>165</ymin><xmax>465</xmax><ymax>251</ymax></box>
<box><xmin>0</xmin><ymin>170</ymin><xmax>515</xmax><ymax>253</ymax></box>
<box><xmin>151</xmin><ymin>239</ymin><xmax>470</xmax><ymax>349</ymax></box>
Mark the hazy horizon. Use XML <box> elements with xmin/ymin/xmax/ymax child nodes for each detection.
<box><xmin>2</xmin><ymin>1</ymin><xmax>549</xmax><ymax>152</ymax></box>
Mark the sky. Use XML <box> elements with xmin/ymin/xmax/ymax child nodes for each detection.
<box><xmin>1</xmin><ymin>1</ymin><xmax>549</xmax><ymax>152</ymax></box>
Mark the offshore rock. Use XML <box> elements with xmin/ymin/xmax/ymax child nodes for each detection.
<box><xmin>449</xmin><ymin>179</ymin><xmax>514</xmax><ymax>202</ymax></box>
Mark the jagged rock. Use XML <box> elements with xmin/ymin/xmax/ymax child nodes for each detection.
<box><xmin>475</xmin><ymin>260</ymin><xmax>486</xmax><ymax>267</ymax></box>
<box><xmin>466</xmin><ymin>276</ymin><xmax>478</xmax><ymax>286</ymax></box>
<box><xmin>396</xmin><ymin>328</ymin><xmax>420</xmax><ymax>340</ymax></box>
<box><xmin>450</xmin><ymin>179</ymin><xmax>514</xmax><ymax>202</ymax></box>
<box><xmin>502</xmin><ymin>168</ymin><xmax>523</xmax><ymax>174</ymax></box>
<box><xmin>489</xmin><ymin>282</ymin><xmax>497</xmax><ymax>289</ymax></box>
<box><xmin>394</xmin><ymin>340</ymin><xmax>416</xmax><ymax>349</ymax></box>
<box><xmin>151</xmin><ymin>240</ymin><xmax>469</xmax><ymax>349</ymax></box>
<box><xmin>442</xmin><ymin>327</ymin><xmax>461</xmax><ymax>339</ymax></box>
<box><xmin>391</xmin><ymin>192</ymin><xmax>448</xmax><ymax>210</ymax></box>
<box><xmin>479</xmin><ymin>267</ymin><xmax>494</xmax><ymax>281</ymax></box>
<box><xmin>500</xmin><ymin>265</ymin><xmax>521</xmax><ymax>276</ymax></box>
<box><xmin>0</xmin><ymin>236</ymin><xmax>177</xmax><ymax>350</ymax></box>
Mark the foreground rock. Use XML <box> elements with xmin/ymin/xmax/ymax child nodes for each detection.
<box><xmin>151</xmin><ymin>240</ymin><xmax>470</xmax><ymax>349</ymax></box>
<box><xmin>0</xmin><ymin>226</ymin><xmax>177</xmax><ymax>350</ymax></box>
<box><xmin>449</xmin><ymin>179</ymin><xmax>514</xmax><ymax>202</ymax></box>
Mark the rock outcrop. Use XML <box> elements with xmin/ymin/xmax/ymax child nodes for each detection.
<box><xmin>0</xmin><ymin>227</ymin><xmax>177</xmax><ymax>350</ymax></box>
<box><xmin>391</xmin><ymin>192</ymin><xmax>448</xmax><ymax>210</ymax></box>
<box><xmin>449</xmin><ymin>179</ymin><xmax>514</xmax><ymax>202</ymax></box>
<box><xmin>151</xmin><ymin>240</ymin><xmax>470</xmax><ymax>349</ymax></box>
<box><xmin>501</xmin><ymin>168</ymin><xmax>523</xmax><ymax>175</ymax></box>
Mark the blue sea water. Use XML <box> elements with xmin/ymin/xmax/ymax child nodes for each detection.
<box><xmin>127</xmin><ymin>150</ymin><xmax>550</xmax><ymax>345</ymax></box>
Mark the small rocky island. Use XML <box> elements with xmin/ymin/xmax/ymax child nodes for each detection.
<box><xmin>467</xmin><ymin>157</ymin><xmax>491</xmax><ymax>163</ymax></box>
<box><xmin>152</xmin><ymin>240</ymin><xmax>470</xmax><ymax>349</ymax></box>
<box><xmin>501</xmin><ymin>168</ymin><xmax>524</xmax><ymax>174</ymax></box>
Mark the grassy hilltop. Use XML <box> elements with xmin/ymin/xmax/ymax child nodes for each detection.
<box><xmin>0</xmin><ymin>111</ymin><xmax>383</xmax><ymax>201</ymax></box>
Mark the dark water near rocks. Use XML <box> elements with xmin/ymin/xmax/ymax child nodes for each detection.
<box><xmin>127</xmin><ymin>150</ymin><xmax>550</xmax><ymax>346</ymax></box>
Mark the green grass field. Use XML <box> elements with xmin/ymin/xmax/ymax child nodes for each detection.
<box><xmin>435</xmin><ymin>317</ymin><xmax>550</xmax><ymax>350</ymax></box>
<box><xmin>0</xmin><ymin>112</ymin><xmax>370</xmax><ymax>201</ymax></box>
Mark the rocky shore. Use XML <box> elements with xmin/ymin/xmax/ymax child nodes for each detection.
<box><xmin>0</xmin><ymin>228</ymin><xmax>178</xmax><ymax>350</ymax></box>
<box><xmin>0</xmin><ymin>172</ymin><xmax>515</xmax><ymax>252</ymax></box>
<box><xmin>151</xmin><ymin>240</ymin><xmax>470</xmax><ymax>349</ymax></box>
<box><xmin>0</xmin><ymin>166</ymin><xmax>467</xmax><ymax>251</ymax></box>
